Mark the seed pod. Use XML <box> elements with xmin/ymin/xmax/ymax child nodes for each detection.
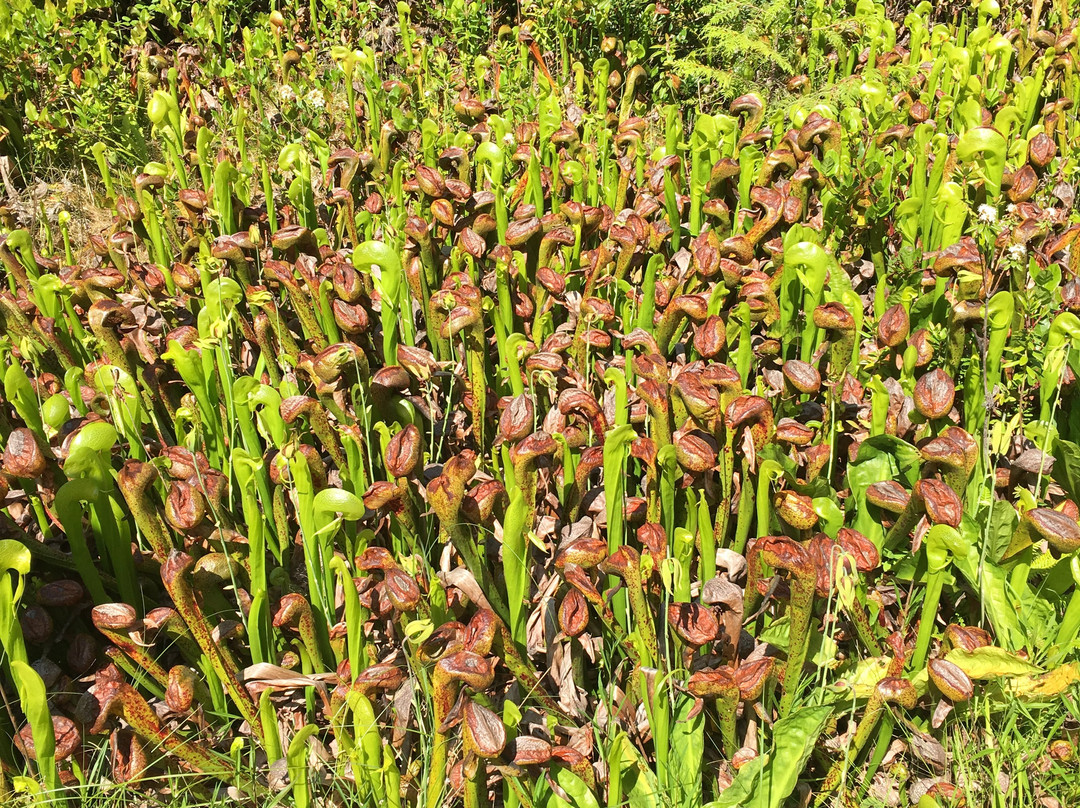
<box><xmin>2</xmin><ymin>428</ymin><xmax>46</xmax><ymax>477</ymax></box>
<box><xmin>687</xmin><ymin>667</ymin><xmax>738</xmax><ymax>698</ymax></box>
<box><xmin>463</xmin><ymin>700</ymin><xmax>507</xmax><ymax>758</ymax></box>
<box><xmin>1004</xmin><ymin>507</ymin><xmax>1080</xmax><ymax>558</ymax></box>
<box><xmin>1028</xmin><ymin>132</ymin><xmax>1056</xmax><ymax>168</ymax></box>
<box><xmin>913</xmin><ymin>368</ymin><xmax>955</xmax><ymax>419</ymax></box>
<box><xmin>775</xmin><ymin>418</ymin><xmax>814</xmax><ymax>446</ymax></box>
<box><xmin>461</xmin><ymin>480</ymin><xmax>506</xmax><ymax>523</ymax></box>
<box><xmin>734</xmin><ymin>657</ymin><xmax>775</xmax><ymax>701</ymax></box>
<box><xmin>942</xmin><ymin>624</ymin><xmax>993</xmax><ymax>652</ymax></box>
<box><xmin>511</xmin><ymin>736</ymin><xmax>552</xmax><ymax>766</ymax></box>
<box><xmin>866</xmin><ymin>481</ymin><xmax>911</xmax><ymax>513</ymax></box>
<box><xmin>505</xmin><ymin>217</ymin><xmax>542</xmax><ymax>247</ymax></box>
<box><xmin>384</xmin><ymin>567</ymin><xmax>421</xmax><ymax>612</ymax></box>
<box><xmin>499</xmin><ymin>394</ymin><xmax>535</xmax><ymax>443</ymax></box>
<box><xmin>559</xmin><ymin>589</ymin><xmax>590</xmax><ymax>637</ymax></box>
<box><xmin>16</xmin><ymin>715</ymin><xmax>81</xmax><ymax>762</ymax></box>
<box><xmin>37</xmin><ymin>580</ymin><xmax>85</xmax><ymax>608</ymax></box>
<box><xmin>1049</xmin><ymin>740</ymin><xmax>1073</xmax><ymax>762</ymax></box>
<box><xmin>356</xmin><ymin>546</ymin><xmax>397</xmax><ymax>572</ymax></box>
<box><xmin>674</xmin><ymin>372</ymin><xmax>720</xmax><ymax>423</ymax></box>
<box><xmin>782</xmin><ymin>360</ymin><xmax>821</xmax><ymax>395</ymax></box>
<box><xmin>67</xmin><ymin>633</ymin><xmax>98</xmax><ymax>674</ymax></box>
<box><xmin>20</xmin><ymin>607</ymin><xmax>54</xmax><ymax>644</ymax></box>
<box><xmin>164</xmin><ymin>481</ymin><xmax>206</xmax><ymax>531</ymax></box>
<box><xmin>463</xmin><ymin>612</ymin><xmax>497</xmax><ymax>657</ymax></box>
<box><xmin>877</xmin><ymin>303</ymin><xmax>910</xmax><ymax>347</ymax></box>
<box><xmin>668</xmin><ymin>603</ymin><xmax>719</xmax><ymax>647</ymax></box>
<box><xmin>774</xmin><ymin>490</ymin><xmax>818</xmax><ymax>530</ymax></box>
<box><xmin>813</xmin><ymin>301</ymin><xmax>855</xmax><ymax>331</ymax></box>
<box><xmin>693</xmin><ymin>315</ymin><xmax>727</xmax><ymax>358</ymax></box>
<box><xmin>165</xmin><ymin>665</ymin><xmax>199</xmax><ymax>712</ymax></box>
<box><xmin>385</xmin><ymin>424</ymin><xmax>422</xmax><ymax>478</ymax></box>
<box><xmin>876</xmin><ymin>676</ymin><xmax>917</xmax><ymax>708</ymax></box>
<box><xmin>674</xmin><ymin>427</ymin><xmax>718</xmax><ymax>472</ymax></box>
<box><xmin>915</xmin><ymin>479</ymin><xmax>962</xmax><ymax>527</ymax></box>
<box><xmin>352</xmin><ymin>663</ymin><xmax>406</xmax><ymax>697</ymax></box>
<box><xmin>555</xmin><ymin>539</ymin><xmax>609</xmax><ymax>569</ymax></box>
<box><xmin>928</xmin><ymin>658</ymin><xmax>974</xmax><ymax>702</ymax></box>
<box><xmin>91</xmin><ymin>603</ymin><xmax>140</xmax><ymax>632</ymax></box>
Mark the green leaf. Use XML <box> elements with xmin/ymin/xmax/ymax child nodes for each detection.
<box><xmin>986</xmin><ymin>499</ymin><xmax>1019</xmax><ymax>564</ymax></box>
<box><xmin>944</xmin><ymin>646</ymin><xmax>1042</xmax><ymax>679</ymax></box>
<box><xmin>953</xmin><ymin>520</ymin><xmax>1026</xmax><ymax>650</ymax></box>
<box><xmin>668</xmin><ymin>693</ymin><xmax>704</xmax><ymax>808</ymax></box>
<box><xmin>830</xmin><ymin>656</ymin><xmax>891</xmax><ymax>698</ymax></box>
<box><xmin>612</xmin><ymin>733</ymin><xmax>662</xmax><ymax>808</ymax></box>
<box><xmin>997</xmin><ymin>662</ymin><xmax>1080</xmax><ymax>701</ymax></box>
<box><xmin>553</xmin><ymin>767</ymin><xmax>600</xmax><ymax>808</ymax></box>
<box><xmin>812</xmin><ymin>497</ymin><xmax>844</xmax><ymax>538</ymax></box>
<box><xmin>502</xmin><ymin>487</ymin><xmax>528</xmax><ymax>645</ymax></box>
<box><xmin>0</xmin><ymin>538</ymin><xmax>32</xmax><ymax>579</ymax></box>
<box><xmin>10</xmin><ymin>660</ymin><xmax>58</xmax><ymax>793</ymax></box>
<box><xmin>758</xmin><ymin>617</ymin><xmax>838</xmax><ymax>667</ymax></box>
<box><xmin>846</xmin><ymin>450</ymin><xmax>900</xmax><ymax>550</ymax></box>
<box><xmin>855</xmin><ymin>435</ymin><xmax>922</xmax><ymax>486</ymax></box>
<box><xmin>287</xmin><ymin>724</ymin><xmax>319</xmax><ymax>808</ymax></box>
<box><xmin>0</xmin><ymin>538</ymin><xmax>32</xmax><ymax>664</ymax></box>
<box><xmin>1052</xmin><ymin>438</ymin><xmax>1080</xmax><ymax>504</ymax></box>
<box><xmin>709</xmin><ymin>705</ymin><xmax>833</xmax><ymax>808</ymax></box>
<box><xmin>4</xmin><ymin>363</ymin><xmax>44</xmax><ymax>438</ymax></box>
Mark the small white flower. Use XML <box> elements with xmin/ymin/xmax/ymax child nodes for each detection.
<box><xmin>279</xmin><ymin>85</ymin><xmax>298</xmax><ymax>103</ymax></box>
<box><xmin>1006</xmin><ymin>203</ymin><xmax>1017</xmax><ymax>215</ymax></box>
<box><xmin>502</xmin><ymin>132</ymin><xmax>516</xmax><ymax>147</ymax></box>
<box><xmin>1008</xmin><ymin>243</ymin><xmax>1027</xmax><ymax>261</ymax></box>
<box><xmin>304</xmin><ymin>88</ymin><xmax>326</xmax><ymax>109</ymax></box>
<box><xmin>977</xmin><ymin>204</ymin><xmax>998</xmax><ymax>224</ymax></box>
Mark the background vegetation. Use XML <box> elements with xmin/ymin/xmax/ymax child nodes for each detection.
<box><xmin>0</xmin><ymin>0</ymin><xmax>1079</xmax><ymax>807</ymax></box>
